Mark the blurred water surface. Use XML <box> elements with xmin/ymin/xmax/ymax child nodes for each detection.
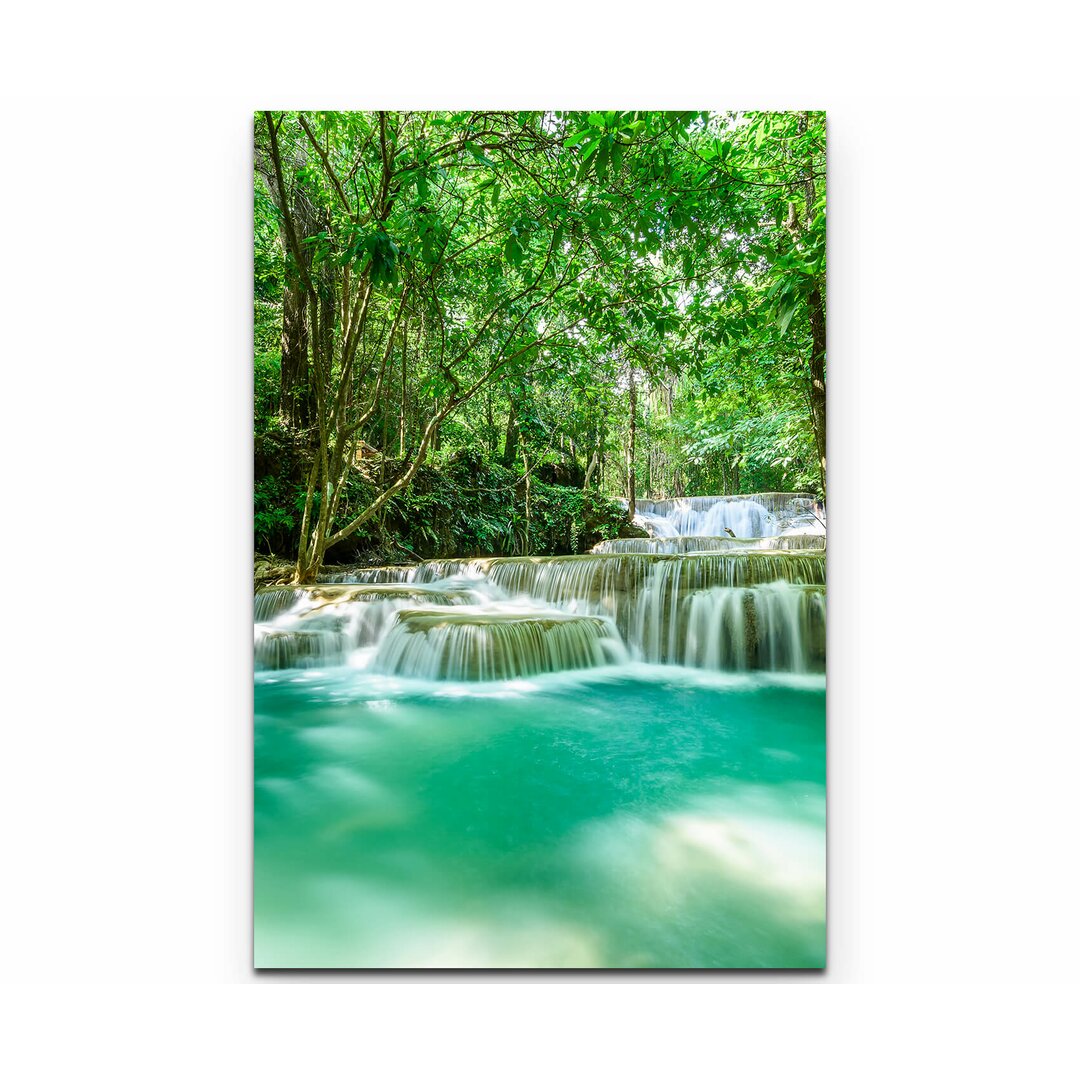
<box><xmin>255</xmin><ymin>664</ymin><xmax>825</xmax><ymax>969</ymax></box>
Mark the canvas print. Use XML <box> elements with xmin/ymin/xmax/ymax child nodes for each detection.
<box><xmin>253</xmin><ymin>110</ymin><xmax>826</xmax><ymax>969</ymax></box>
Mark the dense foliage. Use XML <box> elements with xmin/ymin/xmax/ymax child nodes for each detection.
<box><xmin>255</xmin><ymin>435</ymin><xmax>625</xmax><ymax>561</ymax></box>
<box><xmin>253</xmin><ymin>110</ymin><xmax>825</xmax><ymax>578</ymax></box>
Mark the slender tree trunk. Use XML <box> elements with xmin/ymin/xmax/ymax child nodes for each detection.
<box><xmin>486</xmin><ymin>391</ymin><xmax>497</xmax><ymax>454</ymax></box>
<box><xmin>503</xmin><ymin>399</ymin><xmax>519</xmax><ymax>468</ymax></box>
<box><xmin>807</xmin><ymin>285</ymin><xmax>826</xmax><ymax>498</ymax></box>
<box><xmin>583</xmin><ymin>425</ymin><xmax>604</xmax><ymax>490</ymax></box>
<box><xmin>521</xmin><ymin>443</ymin><xmax>531</xmax><ymax>555</ymax></box>
<box><xmin>279</xmin><ymin>282</ymin><xmax>310</xmax><ymax>425</ymax></box>
<box><xmin>797</xmin><ymin>110</ymin><xmax>826</xmax><ymax>498</ymax></box>
<box><xmin>583</xmin><ymin>450</ymin><xmax>598</xmax><ymax>491</ymax></box>
<box><xmin>317</xmin><ymin>290</ymin><xmax>335</xmax><ymax>412</ymax></box>
<box><xmin>256</xmin><ymin>123</ymin><xmax>320</xmax><ymax>430</ymax></box>
<box><xmin>399</xmin><ymin>325</ymin><xmax>407</xmax><ymax>457</ymax></box>
<box><xmin>380</xmin><ymin>367</ymin><xmax>390</xmax><ymax>483</ymax></box>
<box><xmin>626</xmin><ymin>366</ymin><xmax>637</xmax><ymax>519</ymax></box>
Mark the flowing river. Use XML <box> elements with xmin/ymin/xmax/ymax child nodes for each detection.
<box><xmin>254</xmin><ymin>494</ymin><xmax>826</xmax><ymax>968</ymax></box>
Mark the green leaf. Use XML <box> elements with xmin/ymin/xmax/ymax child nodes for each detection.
<box><xmin>505</xmin><ymin>235</ymin><xmax>524</xmax><ymax>266</ymax></box>
<box><xmin>594</xmin><ymin>139</ymin><xmax>610</xmax><ymax>183</ymax></box>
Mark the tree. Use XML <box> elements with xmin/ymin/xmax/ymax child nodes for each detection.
<box><xmin>253</xmin><ymin>110</ymin><xmax>827</xmax><ymax>573</ymax></box>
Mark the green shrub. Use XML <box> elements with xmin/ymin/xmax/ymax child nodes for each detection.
<box><xmin>254</xmin><ymin>442</ymin><xmax>627</xmax><ymax>563</ymax></box>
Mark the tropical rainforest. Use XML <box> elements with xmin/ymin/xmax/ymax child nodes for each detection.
<box><xmin>254</xmin><ymin>110</ymin><xmax>825</xmax><ymax>582</ymax></box>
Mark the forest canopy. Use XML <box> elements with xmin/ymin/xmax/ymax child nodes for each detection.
<box><xmin>254</xmin><ymin>110</ymin><xmax>825</xmax><ymax>582</ymax></box>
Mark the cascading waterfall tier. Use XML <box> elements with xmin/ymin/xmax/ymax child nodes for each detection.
<box><xmin>630</xmin><ymin>493</ymin><xmax>824</xmax><ymax>539</ymax></box>
<box><xmin>634</xmin><ymin>492</ymin><xmax>816</xmax><ymax>516</ymax></box>
<box><xmin>372</xmin><ymin>608</ymin><xmax>628</xmax><ymax>681</ymax></box>
<box><xmin>254</xmin><ymin>583</ymin><xmax>479</xmax><ymax>671</ymax></box>
<box><xmin>255</xmin><ymin>626</ymin><xmax>352</xmax><ymax>670</ymax></box>
<box><xmin>412</xmin><ymin>551</ymin><xmax>824</xmax><ymax>591</ymax></box>
<box><xmin>255</xmin><ymin>582</ymin><xmax>466</xmax><ymax>622</ymax></box>
<box><xmin>683</xmin><ymin>582</ymin><xmax>825</xmax><ymax>673</ymax></box>
<box><xmin>591</xmin><ymin>534</ymin><xmax>825</xmax><ymax>555</ymax></box>
<box><xmin>478</xmin><ymin>551</ymin><xmax>824</xmax><ymax>595</ymax></box>
<box><xmin>254</xmin><ymin>586</ymin><xmax>309</xmax><ymax>622</ymax></box>
<box><xmin>422</xmin><ymin>552</ymin><xmax>826</xmax><ymax>671</ymax></box>
<box><xmin>317</xmin><ymin>566</ymin><xmax>417</xmax><ymax>585</ymax></box>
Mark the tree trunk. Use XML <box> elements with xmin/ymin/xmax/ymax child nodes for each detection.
<box><xmin>317</xmin><ymin>289</ymin><xmax>335</xmax><ymax>411</ymax></box>
<box><xmin>583</xmin><ymin>425</ymin><xmax>604</xmax><ymax>491</ymax></box>
<box><xmin>502</xmin><ymin>399</ymin><xmax>519</xmax><ymax>468</ymax></box>
<box><xmin>583</xmin><ymin>449</ymin><xmax>599</xmax><ymax>491</ymax></box>
<box><xmin>256</xmin><ymin>123</ymin><xmax>320</xmax><ymax>429</ymax></box>
<box><xmin>798</xmin><ymin>111</ymin><xmax>826</xmax><ymax>499</ymax></box>
<box><xmin>486</xmin><ymin>391</ymin><xmax>497</xmax><ymax>454</ymax></box>
<box><xmin>398</xmin><ymin>353</ymin><xmax>407</xmax><ymax>457</ymax></box>
<box><xmin>626</xmin><ymin>366</ymin><xmax>637</xmax><ymax>519</ymax></box>
<box><xmin>521</xmin><ymin>443</ymin><xmax>531</xmax><ymax>555</ymax></box>
<box><xmin>807</xmin><ymin>285</ymin><xmax>826</xmax><ymax>498</ymax></box>
<box><xmin>279</xmin><ymin>282</ymin><xmax>310</xmax><ymax>425</ymax></box>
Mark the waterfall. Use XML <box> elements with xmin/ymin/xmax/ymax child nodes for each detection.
<box><xmin>684</xmin><ymin>583</ymin><xmax>825</xmax><ymax>673</ymax></box>
<box><xmin>489</xmin><ymin>552</ymin><xmax>825</xmax><ymax>670</ymax></box>
<box><xmin>412</xmin><ymin>559</ymin><xmax>488</xmax><ymax>583</ymax></box>
<box><xmin>478</xmin><ymin>552</ymin><xmax>825</xmax><ymax>598</ymax></box>
<box><xmin>591</xmin><ymin>535</ymin><xmax>826</xmax><ymax>555</ymax></box>
<box><xmin>371</xmin><ymin>608</ymin><xmax>628</xmax><ymax>680</ymax></box>
<box><xmin>254</xmin><ymin>497</ymin><xmax>826</xmax><ymax>678</ymax></box>
<box><xmin>254</xmin><ymin>583</ymin><xmax>481</xmax><ymax>671</ymax></box>
<box><xmin>630</xmin><ymin>493</ymin><xmax>824</xmax><ymax>539</ymax></box>
<box><xmin>317</xmin><ymin>566</ymin><xmax>418</xmax><ymax>584</ymax></box>
<box><xmin>635</xmin><ymin>497</ymin><xmax>778</xmax><ymax>538</ymax></box>
<box><xmin>254</xmin><ymin>586</ymin><xmax>309</xmax><ymax>622</ymax></box>
<box><xmin>751</xmin><ymin>583</ymin><xmax>826</xmax><ymax>672</ymax></box>
<box><xmin>255</xmin><ymin>625</ymin><xmax>350</xmax><ymax>670</ymax></box>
